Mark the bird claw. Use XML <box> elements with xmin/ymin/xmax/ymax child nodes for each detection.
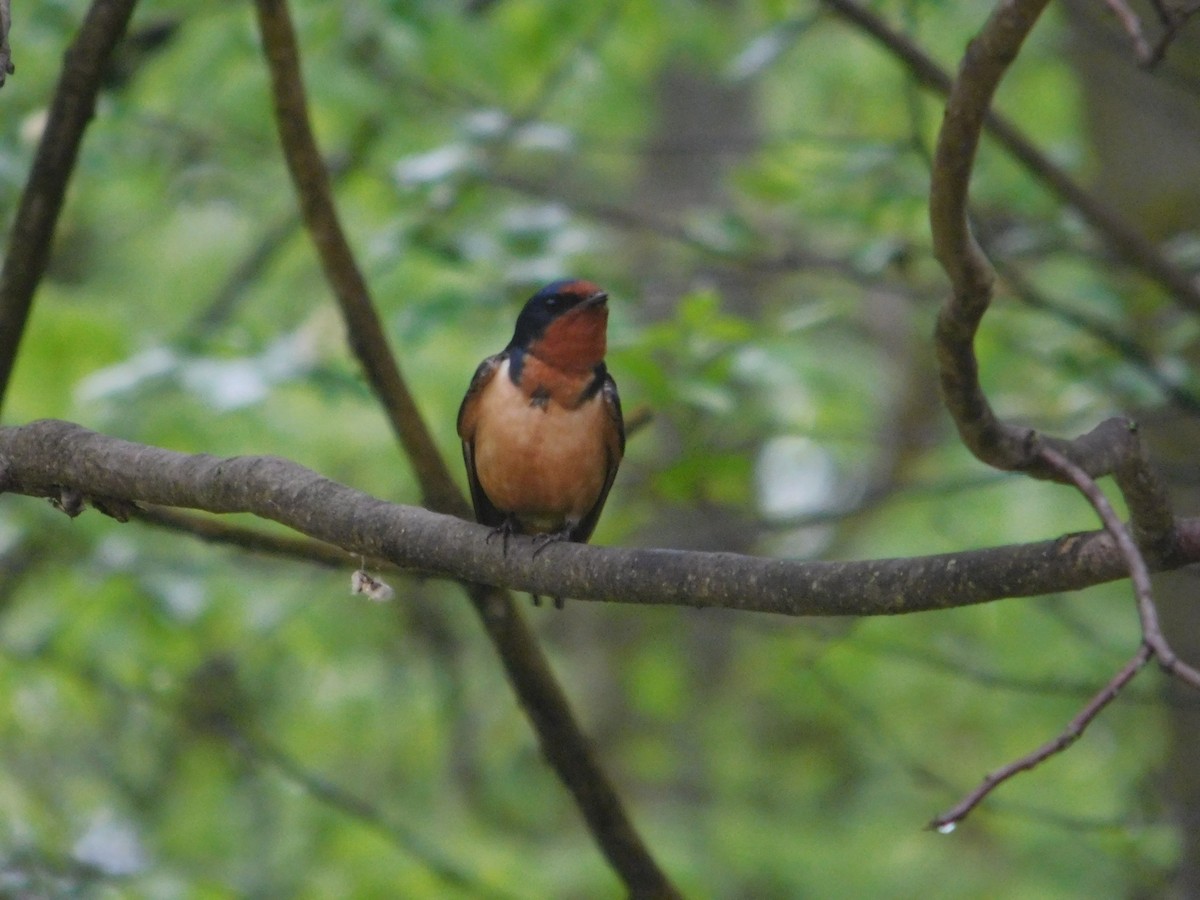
<box><xmin>488</xmin><ymin>522</ymin><xmax>570</xmax><ymax>608</ymax></box>
<box><xmin>530</xmin><ymin>529</ymin><xmax>571</xmax><ymax>607</ymax></box>
<box><xmin>530</xmin><ymin>529</ymin><xmax>569</xmax><ymax>558</ymax></box>
<box><xmin>485</xmin><ymin>516</ymin><xmax>520</xmax><ymax>556</ymax></box>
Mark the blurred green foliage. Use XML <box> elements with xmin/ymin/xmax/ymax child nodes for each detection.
<box><xmin>0</xmin><ymin>0</ymin><xmax>1195</xmax><ymax>896</ymax></box>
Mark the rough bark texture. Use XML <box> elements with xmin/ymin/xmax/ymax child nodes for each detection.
<box><xmin>3</xmin><ymin>419</ymin><xmax>1199</xmax><ymax>616</ymax></box>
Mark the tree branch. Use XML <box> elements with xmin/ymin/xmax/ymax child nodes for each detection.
<box><xmin>5</xmin><ymin>419</ymin><xmax>1200</xmax><ymax>616</ymax></box>
<box><xmin>931</xmin><ymin>442</ymin><xmax>1200</xmax><ymax>830</ymax></box>
<box><xmin>920</xmin><ymin>0</ymin><xmax>1198</xmax><ymax>828</ymax></box>
<box><xmin>820</xmin><ymin>0</ymin><xmax>1200</xmax><ymax>312</ymax></box>
<box><xmin>0</xmin><ymin>0</ymin><xmax>139</xmax><ymax>413</ymax></box>
<box><xmin>251</xmin><ymin>4</ymin><xmax>679</xmax><ymax>895</ymax></box>
<box><xmin>252</xmin><ymin>0</ymin><xmax>461</xmax><ymax>515</ymax></box>
<box><xmin>927</xmin><ymin>0</ymin><xmax>1178</xmax><ymax>550</ymax></box>
<box><xmin>0</xmin><ymin>0</ymin><xmax>13</xmax><ymax>86</ymax></box>
<box><xmin>929</xmin><ymin>645</ymin><xmax>1153</xmax><ymax>831</ymax></box>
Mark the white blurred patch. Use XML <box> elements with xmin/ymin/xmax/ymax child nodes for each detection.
<box><xmin>72</xmin><ymin>810</ymin><xmax>147</xmax><ymax>877</ymax></box>
<box><xmin>756</xmin><ymin>436</ymin><xmax>836</xmax><ymax>520</ymax></box>
<box><xmin>460</xmin><ymin>108</ymin><xmax>574</xmax><ymax>152</ymax></box>
<box><xmin>76</xmin><ymin>347</ymin><xmax>177</xmax><ymax>403</ymax></box>
<box><xmin>393</xmin><ymin>144</ymin><xmax>474</xmax><ymax>186</ymax></box>
<box><xmin>146</xmin><ymin>574</ymin><xmax>208</xmax><ymax>621</ymax></box>
<box><xmin>93</xmin><ymin>534</ymin><xmax>139</xmax><ymax>571</ymax></box>
<box><xmin>77</xmin><ymin>326</ymin><xmax>317</xmax><ymax>413</ymax></box>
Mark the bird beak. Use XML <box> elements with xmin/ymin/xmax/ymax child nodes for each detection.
<box><xmin>583</xmin><ymin>290</ymin><xmax>608</xmax><ymax>308</ymax></box>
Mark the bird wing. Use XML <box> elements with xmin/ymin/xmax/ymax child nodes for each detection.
<box><xmin>457</xmin><ymin>352</ymin><xmax>507</xmax><ymax>528</ymax></box>
<box><xmin>570</xmin><ymin>370</ymin><xmax>625</xmax><ymax>543</ymax></box>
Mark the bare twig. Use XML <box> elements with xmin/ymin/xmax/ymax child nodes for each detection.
<box><xmin>246</xmin><ymin>732</ymin><xmax>516</xmax><ymax>899</ymax></box>
<box><xmin>131</xmin><ymin>504</ymin><xmax>400</xmax><ymax>573</ymax></box>
<box><xmin>251</xmin><ymin>4</ymin><xmax>680</xmax><ymax>896</ymax></box>
<box><xmin>0</xmin><ymin>0</ymin><xmax>140</xmax><ymax>413</ymax></box>
<box><xmin>11</xmin><ymin>638</ymin><xmax>504</xmax><ymax>895</ymax></box>
<box><xmin>931</xmin><ymin>443</ymin><xmax>1200</xmax><ymax>829</ymax></box>
<box><xmin>994</xmin><ymin>257</ymin><xmax>1200</xmax><ymax>415</ymax></box>
<box><xmin>930</xmin><ymin>646</ymin><xmax>1152</xmax><ymax>831</ymax></box>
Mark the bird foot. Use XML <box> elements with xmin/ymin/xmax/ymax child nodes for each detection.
<box><xmin>530</xmin><ymin>530</ymin><xmax>571</xmax><ymax>608</ymax></box>
<box><xmin>530</xmin><ymin>529</ymin><xmax>570</xmax><ymax>558</ymax></box>
<box><xmin>485</xmin><ymin>516</ymin><xmax>520</xmax><ymax>556</ymax></box>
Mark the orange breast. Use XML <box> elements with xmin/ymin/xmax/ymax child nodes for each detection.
<box><xmin>471</xmin><ymin>359</ymin><xmax>610</xmax><ymax>532</ymax></box>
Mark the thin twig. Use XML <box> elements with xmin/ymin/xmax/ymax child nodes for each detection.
<box><xmin>1040</xmin><ymin>446</ymin><xmax>1200</xmax><ymax>689</ymax></box>
<box><xmin>929</xmin><ymin>646</ymin><xmax>1152</xmax><ymax>830</ymax></box>
<box><xmin>131</xmin><ymin>504</ymin><xmax>403</xmax><ymax>574</ymax></box>
<box><xmin>994</xmin><ymin>257</ymin><xmax>1200</xmax><ymax>415</ymax></box>
<box><xmin>246</xmin><ymin>732</ymin><xmax>517</xmax><ymax>899</ymax></box>
<box><xmin>10</xmin><ymin>638</ymin><xmax>503</xmax><ymax>895</ymax></box>
<box><xmin>931</xmin><ymin>443</ymin><xmax>1200</xmax><ymax>828</ymax></box>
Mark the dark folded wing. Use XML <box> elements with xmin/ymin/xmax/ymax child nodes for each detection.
<box><xmin>570</xmin><ymin>371</ymin><xmax>625</xmax><ymax>543</ymax></box>
<box><xmin>457</xmin><ymin>353</ymin><xmax>507</xmax><ymax>527</ymax></box>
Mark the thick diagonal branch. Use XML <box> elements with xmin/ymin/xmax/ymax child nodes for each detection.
<box><xmin>252</xmin><ymin>0</ymin><xmax>461</xmax><ymax>515</ymax></box>
<box><xmin>251</xmin><ymin>3</ymin><xmax>678</xmax><ymax>895</ymax></box>
<box><xmin>0</xmin><ymin>0</ymin><xmax>139</xmax><ymax>413</ymax></box>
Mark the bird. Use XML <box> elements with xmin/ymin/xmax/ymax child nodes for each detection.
<box><xmin>457</xmin><ymin>279</ymin><xmax>625</xmax><ymax>606</ymax></box>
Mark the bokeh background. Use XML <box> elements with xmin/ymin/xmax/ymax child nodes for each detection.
<box><xmin>2</xmin><ymin>0</ymin><xmax>1200</xmax><ymax>896</ymax></box>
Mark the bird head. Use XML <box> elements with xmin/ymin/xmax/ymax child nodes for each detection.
<box><xmin>509</xmin><ymin>280</ymin><xmax>609</xmax><ymax>372</ymax></box>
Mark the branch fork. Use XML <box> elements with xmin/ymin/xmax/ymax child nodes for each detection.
<box><xmin>928</xmin><ymin>0</ymin><xmax>1199</xmax><ymax>829</ymax></box>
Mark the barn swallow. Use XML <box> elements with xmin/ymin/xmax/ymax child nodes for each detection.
<box><xmin>457</xmin><ymin>280</ymin><xmax>625</xmax><ymax>605</ymax></box>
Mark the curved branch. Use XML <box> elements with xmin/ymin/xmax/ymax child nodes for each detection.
<box><xmin>928</xmin><ymin>0</ymin><xmax>1078</xmax><ymax>476</ymax></box>
<box><xmin>930</xmin><ymin>0</ymin><xmax>1049</xmax><ymax>305</ymax></box>
<box><xmin>0</xmin><ymin>0</ymin><xmax>140</xmax><ymax>414</ymax></box>
<box><xmin>920</xmin><ymin>0</ymin><xmax>1198</xmax><ymax>830</ymax></box>
<box><xmin>927</xmin><ymin>0</ymin><xmax>1178</xmax><ymax>564</ymax></box>
<box><xmin>4</xmin><ymin>420</ymin><xmax>1200</xmax><ymax>616</ymax></box>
